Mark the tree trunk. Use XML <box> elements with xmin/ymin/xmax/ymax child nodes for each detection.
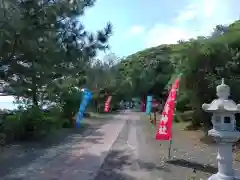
<box><xmin>32</xmin><ymin>79</ymin><xmax>38</xmax><ymax>107</ymax></box>
<box><xmin>32</xmin><ymin>63</ymin><xmax>38</xmax><ymax>107</ymax></box>
<box><xmin>32</xmin><ymin>92</ymin><xmax>38</xmax><ymax>107</ymax></box>
<box><xmin>95</xmin><ymin>100</ymin><xmax>98</xmax><ymax>112</ymax></box>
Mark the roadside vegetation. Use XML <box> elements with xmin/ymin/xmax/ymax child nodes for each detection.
<box><xmin>1</xmin><ymin>0</ymin><xmax>240</xmax><ymax>149</ymax></box>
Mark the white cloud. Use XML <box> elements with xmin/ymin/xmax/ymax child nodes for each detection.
<box><xmin>145</xmin><ymin>0</ymin><xmax>238</xmax><ymax>48</ymax></box>
<box><xmin>146</xmin><ymin>25</ymin><xmax>192</xmax><ymax>47</ymax></box>
<box><xmin>175</xmin><ymin>4</ymin><xmax>197</xmax><ymax>23</ymax></box>
<box><xmin>127</xmin><ymin>25</ymin><xmax>145</xmax><ymax>36</ymax></box>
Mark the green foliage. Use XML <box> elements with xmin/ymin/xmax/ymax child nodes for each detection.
<box><xmin>85</xmin><ymin>55</ymin><xmax>120</xmax><ymax>112</ymax></box>
<box><xmin>59</xmin><ymin>87</ymin><xmax>82</xmax><ymax>120</ymax></box>
<box><xmin>116</xmin><ymin>19</ymin><xmax>240</xmax><ymax>132</ymax></box>
<box><xmin>0</xmin><ymin>0</ymin><xmax>113</xmax><ymax>142</ymax></box>
<box><xmin>1</xmin><ymin>114</ymin><xmax>23</xmax><ymax>142</ymax></box>
<box><xmin>175</xmin><ymin>91</ymin><xmax>191</xmax><ymax>112</ymax></box>
<box><xmin>2</xmin><ymin>0</ymin><xmax>240</xmax><ymax>145</ymax></box>
<box><xmin>0</xmin><ymin>0</ymin><xmax>112</xmax><ymax>106</ymax></box>
<box><xmin>116</xmin><ymin>46</ymin><xmax>174</xmax><ymax>99</ymax></box>
<box><xmin>0</xmin><ymin>106</ymin><xmax>71</xmax><ymax>142</ymax></box>
<box><xmin>167</xmin><ymin>20</ymin><xmax>240</xmax><ymax>129</ymax></box>
<box><xmin>18</xmin><ymin>106</ymin><xmax>48</xmax><ymax>139</ymax></box>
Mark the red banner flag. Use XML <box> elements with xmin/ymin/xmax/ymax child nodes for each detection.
<box><xmin>156</xmin><ymin>78</ymin><xmax>180</xmax><ymax>140</ymax></box>
<box><xmin>104</xmin><ymin>96</ymin><xmax>112</xmax><ymax>112</ymax></box>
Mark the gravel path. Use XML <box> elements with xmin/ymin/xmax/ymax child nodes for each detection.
<box><xmin>94</xmin><ymin>111</ymin><xmax>163</xmax><ymax>180</ymax></box>
<box><xmin>139</xmin><ymin>112</ymin><xmax>240</xmax><ymax>179</ymax></box>
<box><xmin>1</xmin><ymin>111</ymin><xmax>164</xmax><ymax>180</ymax></box>
<box><xmin>95</xmin><ymin>111</ymin><xmax>240</xmax><ymax>180</ymax></box>
<box><xmin>0</xmin><ymin>114</ymin><xmax>125</xmax><ymax>180</ymax></box>
<box><xmin>0</xmin><ymin>115</ymin><xmax>112</xmax><ymax>178</ymax></box>
<box><xmin>2</xmin><ymin>111</ymin><xmax>240</xmax><ymax>180</ymax></box>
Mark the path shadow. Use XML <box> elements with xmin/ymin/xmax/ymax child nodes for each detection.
<box><xmin>3</xmin><ymin>148</ymin><xmax>138</xmax><ymax>180</ymax></box>
<box><xmin>95</xmin><ymin>148</ymin><xmax>171</xmax><ymax>180</ymax></box>
<box><xmin>0</xmin><ymin>121</ymin><xmax>105</xmax><ymax>178</ymax></box>
<box><xmin>94</xmin><ymin>150</ymin><xmax>134</xmax><ymax>180</ymax></box>
<box><xmin>95</xmin><ymin>150</ymin><xmax>136</xmax><ymax>180</ymax></box>
<box><xmin>166</xmin><ymin>159</ymin><xmax>217</xmax><ymax>174</ymax></box>
<box><xmin>138</xmin><ymin>161</ymin><xmax>171</xmax><ymax>172</ymax></box>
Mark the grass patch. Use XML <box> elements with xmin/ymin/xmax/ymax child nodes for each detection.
<box><xmin>140</xmin><ymin>113</ymin><xmax>203</xmax><ymax>142</ymax></box>
<box><xmin>235</xmin><ymin>152</ymin><xmax>240</xmax><ymax>161</ymax></box>
<box><xmin>176</xmin><ymin>110</ymin><xmax>194</xmax><ymax>122</ymax></box>
<box><xmin>172</xmin><ymin>121</ymin><xmax>191</xmax><ymax>130</ymax></box>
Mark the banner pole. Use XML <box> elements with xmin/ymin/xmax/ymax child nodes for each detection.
<box><xmin>168</xmin><ymin>112</ymin><xmax>175</xmax><ymax>159</ymax></box>
<box><xmin>168</xmin><ymin>74</ymin><xmax>181</xmax><ymax>159</ymax></box>
<box><xmin>168</xmin><ymin>111</ymin><xmax>175</xmax><ymax>159</ymax></box>
<box><xmin>168</xmin><ymin>138</ymin><xmax>172</xmax><ymax>159</ymax></box>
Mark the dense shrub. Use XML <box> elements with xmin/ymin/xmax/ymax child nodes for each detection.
<box><xmin>175</xmin><ymin>92</ymin><xmax>191</xmax><ymax>112</ymax></box>
<box><xmin>111</xmin><ymin>103</ymin><xmax>120</xmax><ymax>111</ymax></box>
<box><xmin>60</xmin><ymin>87</ymin><xmax>82</xmax><ymax>125</ymax></box>
<box><xmin>0</xmin><ymin>106</ymin><xmax>70</xmax><ymax>143</ymax></box>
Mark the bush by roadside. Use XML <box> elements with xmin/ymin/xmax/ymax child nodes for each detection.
<box><xmin>0</xmin><ymin>106</ymin><xmax>70</xmax><ymax>145</ymax></box>
<box><xmin>0</xmin><ymin>93</ymin><xmax>121</xmax><ymax>148</ymax></box>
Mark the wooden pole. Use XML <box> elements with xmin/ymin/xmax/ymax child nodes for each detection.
<box><xmin>168</xmin><ymin>139</ymin><xmax>172</xmax><ymax>159</ymax></box>
<box><xmin>154</xmin><ymin>111</ymin><xmax>157</xmax><ymax>126</ymax></box>
<box><xmin>167</xmin><ymin>74</ymin><xmax>181</xmax><ymax>159</ymax></box>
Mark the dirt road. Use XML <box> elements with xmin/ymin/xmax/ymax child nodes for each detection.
<box><xmin>94</xmin><ymin>111</ymin><xmax>165</xmax><ymax>180</ymax></box>
<box><xmin>1</xmin><ymin>110</ymin><xmax>232</xmax><ymax>180</ymax></box>
<box><xmin>1</xmin><ymin>111</ymin><xmax>160</xmax><ymax>180</ymax></box>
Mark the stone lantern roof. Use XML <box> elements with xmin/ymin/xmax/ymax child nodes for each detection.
<box><xmin>202</xmin><ymin>78</ymin><xmax>240</xmax><ymax>113</ymax></box>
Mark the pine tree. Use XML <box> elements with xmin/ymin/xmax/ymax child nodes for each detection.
<box><xmin>0</xmin><ymin>0</ymin><xmax>112</xmax><ymax>107</ymax></box>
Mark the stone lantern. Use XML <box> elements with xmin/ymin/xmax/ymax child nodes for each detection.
<box><xmin>202</xmin><ymin>78</ymin><xmax>240</xmax><ymax>180</ymax></box>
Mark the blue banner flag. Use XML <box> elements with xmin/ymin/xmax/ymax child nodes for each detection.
<box><xmin>76</xmin><ymin>89</ymin><xmax>92</xmax><ymax>128</ymax></box>
<box><xmin>145</xmin><ymin>96</ymin><xmax>152</xmax><ymax>114</ymax></box>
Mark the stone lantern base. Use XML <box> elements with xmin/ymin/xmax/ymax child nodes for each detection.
<box><xmin>208</xmin><ymin>173</ymin><xmax>240</xmax><ymax>180</ymax></box>
<box><xmin>208</xmin><ymin>129</ymin><xmax>240</xmax><ymax>180</ymax></box>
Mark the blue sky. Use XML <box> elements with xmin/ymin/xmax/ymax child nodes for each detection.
<box><xmin>81</xmin><ymin>0</ymin><xmax>240</xmax><ymax>58</ymax></box>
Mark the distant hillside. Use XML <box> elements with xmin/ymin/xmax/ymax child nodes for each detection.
<box><xmin>116</xmin><ymin>20</ymin><xmax>240</xmax><ymax>129</ymax></box>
